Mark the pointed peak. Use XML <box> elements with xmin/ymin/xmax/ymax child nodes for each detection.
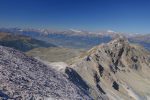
<box><xmin>110</xmin><ymin>35</ymin><xmax>128</xmax><ymax>44</ymax></box>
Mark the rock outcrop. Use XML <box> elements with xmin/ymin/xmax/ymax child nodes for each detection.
<box><xmin>70</xmin><ymin>37</ymin><xmax>150</xmax><ymax>100</ymax></box>
<box><xmin>0</xmin><ymin>37</ymin><xmax>150</xmax><ymax>100</ymax></box>
<box><xmin>0</xmin><ymin>46</ymin><xmax>92</xmax><ymax>100</ymax></box>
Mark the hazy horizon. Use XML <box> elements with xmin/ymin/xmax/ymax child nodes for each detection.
<box><xmin>0</xmin><ymin>0</ymin><xmax>150</xmax><ymax>34</ymax></box>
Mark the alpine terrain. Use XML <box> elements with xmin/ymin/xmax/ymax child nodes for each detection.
<box><xmin>0</xmin><ymin>45</ymin><xmax>92</xmax><ymax>100</ymax></box>
<box><xmin>68</xmin><ymin>37</ymin><xmax>150</xmax><ymax>100</ymax></box>
<box><xmin>0</xmin><ymin>37</ymin><xmax>149</xmax><ymax>100</ymax></box>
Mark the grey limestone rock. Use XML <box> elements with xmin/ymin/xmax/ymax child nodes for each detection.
<box><xmin>0</xmin><ymin>45</ymin><xmax>92</xmax><ymax>100</ymax></box>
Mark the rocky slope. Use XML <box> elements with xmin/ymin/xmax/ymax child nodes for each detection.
<box><xmin>0</xmin><ymin>36</ymin><xmax>150</xmax><ymax>100</ymax></box>
<box><xmin>0</xmin><ymin>45</ymin><xmax>92</xmax><ymax>100</ymax></box>
<box><xmin>70</xmin><ymin>37</ymin><xmax>150</xmax><ymax>100</ymax></box>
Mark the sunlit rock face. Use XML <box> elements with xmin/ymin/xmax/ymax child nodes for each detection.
<box><xmin>0</xmin><ymin>37</ymin><xmax>150</xmax><ymax>100</ymax></box>
<box><xmin>71</xmin><ymin>37</ymin><xmax>150</xmax><ymax>100</ymax></box>
<box><xmin>0</xmin><ymin>45</ymin><xmax>92</xmax><ymax>100</ymax></box>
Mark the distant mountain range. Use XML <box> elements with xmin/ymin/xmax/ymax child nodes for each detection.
<box><xmin>0</xmin><ymin>27</ymin><xmax>150</xmax><ymax>51</ymax></box>
<box><xmin>128</xmin><ymin>34</ymin><xmax>150</xmax><ymax>50</ymax></box>
<box><xmin>0</xmin><ymin>37</ymin><xmax>149</xmax><ymax>99</ymax></box>
<box><xmin>0</xmin><ymin>28</ymin><xmax>113</xmax><ymax>49</ymax></box>
<box><xmin>0</xmin><ymin>32</ymin><xmax>56</xmax><ymax>52</ymax></box>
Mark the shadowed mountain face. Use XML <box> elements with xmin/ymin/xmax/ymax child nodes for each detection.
<box><xmin>0</xmin><ymin>45</ymin><xmax>92</xmax><ymax>100</ymax></box>
<box><xmin>70</xmin><ymin>37</ymin><xmax>150</xmax><ymax>99</ymax></box>
<box><xmin>0</xmin><ymin>32</ymin><xmax>56</xmax><ymax>52</ymax></box>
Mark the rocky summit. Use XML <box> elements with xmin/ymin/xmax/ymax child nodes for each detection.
<box><xmin>0</xmin><ymin>46</ymin><xmax>92</xmax><ymax>100</ymax></box>
<box><xmin>70</xmin><ymin>37</ymin><xmax>150</xmax><ymax>100</ymax></box>
<box><xmin>0</xmin><ymin>37</ymin><xmax>150</xmax><ymax>100</ymax></box>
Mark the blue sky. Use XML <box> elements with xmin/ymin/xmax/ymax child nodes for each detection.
<box><xmin>0</xmin><ymin>0</ymin><xmax>150</xmax><ymax>33</ymax></box>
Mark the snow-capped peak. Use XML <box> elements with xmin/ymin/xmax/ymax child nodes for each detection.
<box><xmin>107</xmin><ymin>30</ymin><xmax>115</xmax><ymax>33</ymax></box>
<box><xmin>70</xmin><ymin>29</ymin><xmax>82</xmax><ymax>33</ymax></box>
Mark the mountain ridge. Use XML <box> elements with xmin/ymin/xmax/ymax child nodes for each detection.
<box><xmin>0</xmin><ymin>37</ymin><xmax>150</xmax><ymax>99</ymax></box>
<box><xmin>69</xmin><ymin>37</ymin><xmax>150</xmax><ymax>99</ymax></box>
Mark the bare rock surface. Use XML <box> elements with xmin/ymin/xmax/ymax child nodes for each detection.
<box><xmin>70</xmin><ymin>37</ymin><xmax>150</xmax><ymax>100</ymax></box>
<box><xmin>0</xmin><ymin>45</ymin><xmax>92</xmax><ymax>100</ymax></box>
<box><xmin>1</xmin><ymin>37</ymin><xmax>150</xmax><ymax>100</ymax></box>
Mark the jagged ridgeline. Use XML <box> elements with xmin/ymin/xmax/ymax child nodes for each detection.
<box><xmin>70</xmin><ymin>37</ymin><xmax>150</xmax><ymax>99</ymax></box>
<box><xmin>0</xmin><ymin>37</ymin><xmax>150</xmax><ymax>100</ymax></box>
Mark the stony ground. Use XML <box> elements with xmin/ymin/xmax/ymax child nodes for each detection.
<box><xmin>0</xmin><ymin>46</ymin><xmax>92</xmax><ymax>100</ymax></box>
<box><xmin>0</xmin><ymin>37</ymin><xmax>150</xmax><ymax>100</ymax></box>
